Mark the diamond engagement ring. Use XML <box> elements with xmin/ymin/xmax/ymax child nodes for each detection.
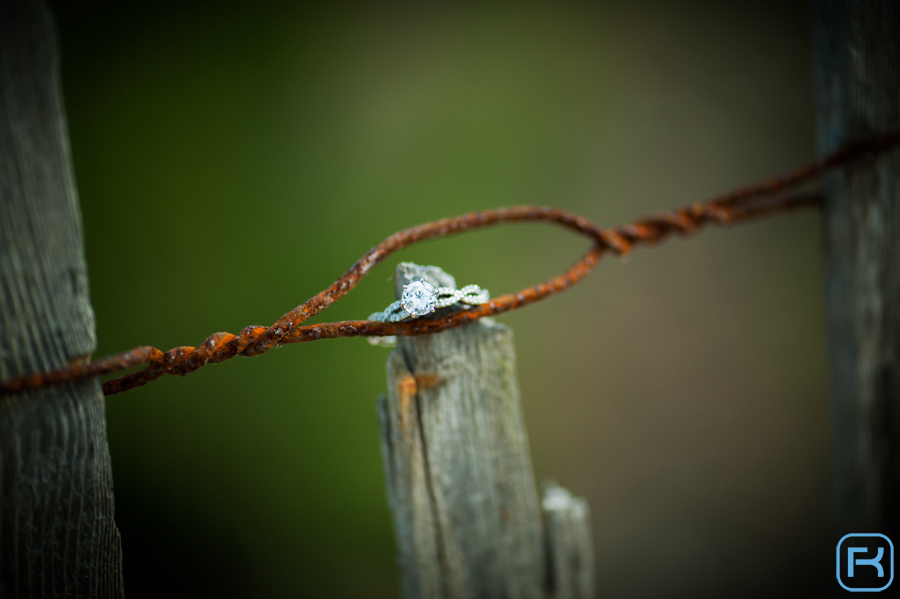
<box><xmin>368</xmin><ymin>279</ymin><xmax>490</xmax><ymax>322</ymax></box>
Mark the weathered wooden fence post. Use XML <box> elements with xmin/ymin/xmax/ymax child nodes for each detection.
<box><xmin>378</xmin><ymin>263</ymin><xmax>594</xmax><ymax>599</ymax></box>
<box><xmin>0</xmin><ymin>1</ymin><xmax>124</xmax><ymax>596</ymax></box>
<box><xmin>812</xmin><ymin>0</ymin><xmax>900</xmax><ymax>546</ymax></box>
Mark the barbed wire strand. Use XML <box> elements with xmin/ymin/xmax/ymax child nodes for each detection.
<box><xmin>1</xmin><ymin>131</ymin><xmax>897</xmax><ymax>397</ymax></box>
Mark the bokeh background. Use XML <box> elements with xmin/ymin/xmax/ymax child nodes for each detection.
<box><xmin>52</xmin><ymin>1</ymin><xmax>829</xmax><ymax>597</ymax></box>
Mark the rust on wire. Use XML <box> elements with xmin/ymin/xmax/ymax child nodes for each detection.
<box><xmin>0</xmin><ymin>131</ymin><xmax>897</xmax><ymax>397</ymax></box>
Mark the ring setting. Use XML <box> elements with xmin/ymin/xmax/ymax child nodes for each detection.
<box><xmin>368</xmin><ymin>279</ymin><xmax>489</xmax><ymax>322</ymax></box>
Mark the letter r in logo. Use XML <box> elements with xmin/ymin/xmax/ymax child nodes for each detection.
<box><xmin>848</xmin><ymin>547</ymin><xmax>885</xmax><ymax>578</ymax></box>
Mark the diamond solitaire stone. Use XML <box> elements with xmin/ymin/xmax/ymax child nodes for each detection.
<box><xmin>401</xmin><ymin>280</ymin><xmax>437</xmax><ymax>317</ymax></box>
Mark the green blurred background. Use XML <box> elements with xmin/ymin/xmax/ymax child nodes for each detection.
<box><xmin>52</xmin><ymin>1</ymin><xmax>828</xmax><ymax>597</ymax></box>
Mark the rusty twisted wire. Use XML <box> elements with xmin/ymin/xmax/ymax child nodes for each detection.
<box><xmin>1</xmin><ymin>131</ymin><xmax>897</xmax><ymax>397</ymax></box>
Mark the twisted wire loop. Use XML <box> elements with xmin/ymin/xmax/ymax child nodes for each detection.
<box><xmin>0</xmin><ymin>131</ymin><xmax>897</xmax><ymax>397</ymax></box>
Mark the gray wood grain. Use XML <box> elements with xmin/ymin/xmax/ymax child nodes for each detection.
<box><xmin>812</xmin><ymin>0</ymin><xmax>900</xmax><ymax>542</ymax></box>
<box><xmin>542</xmin><ymin>482</ymin><xmax>595</xmax><ymax>599</ymax></box>
<box><xmin>0</xmin><ymin>1</ymin><xmax>124</xmax><ymax>596</ymax></box>
<box><xmin>377</xmin><ymin>263</ymin><xmax>594</xmax><ymax>599</ymax></box>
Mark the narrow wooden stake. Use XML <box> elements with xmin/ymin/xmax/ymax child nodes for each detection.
<box><xmin>813</xmin><ymin>0</ymin><xmax>900</xmax><ymax>543</ymax></box>
<box><xmin>0</xmin><ymin>1</ymin><xmax>124</xmax><ymax>597</ymax></box>
<box><xmin>377</xmin><ymin>263</ymin><xmax>594</xmax><ymax>599</ymax></box>
<box><xmin>542</xmin><ymin>482</ymin><xmax>595</xmax><ymax>599</ymax></box>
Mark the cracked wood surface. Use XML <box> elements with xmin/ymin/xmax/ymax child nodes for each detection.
<box><xmin>378</xmin><ymin>263</ymin><xmax>593</xmax><ymax>599</ymax></box>
<box><xmin>813</xmin><ymin>0</ymin><xmax>900</xmax><ymax>544</ymax></box>
<box><xmin>0</xmin><ymin>1</ymin><xmax>124</xmax><ymax>596</ymax></box>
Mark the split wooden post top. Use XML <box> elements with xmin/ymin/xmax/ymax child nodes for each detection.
<box><xmin>377</xmin><ymin>262</ymin><xmax>594</xmax><ymax>599</ymax></box>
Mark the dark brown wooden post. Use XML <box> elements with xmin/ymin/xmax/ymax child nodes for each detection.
<box><xmin>377</xmin><ymin>263</ymin><xmax>594</xmax><ymax>599</ymax></box>
<box><xmin>812</xmin><ymin>0</ymin><xmax>900</xmax><ymax>544</ymax></box>
<box><xmin>0</xmin><ymin>1</ymin><xmax>125</xmax><ymax>596</ymax></box>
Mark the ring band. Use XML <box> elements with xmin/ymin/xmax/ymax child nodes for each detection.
<box><xmin>368</xmin><ymin>279</ymin><xmax>489</xmax><ymax>322</ymax></box>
